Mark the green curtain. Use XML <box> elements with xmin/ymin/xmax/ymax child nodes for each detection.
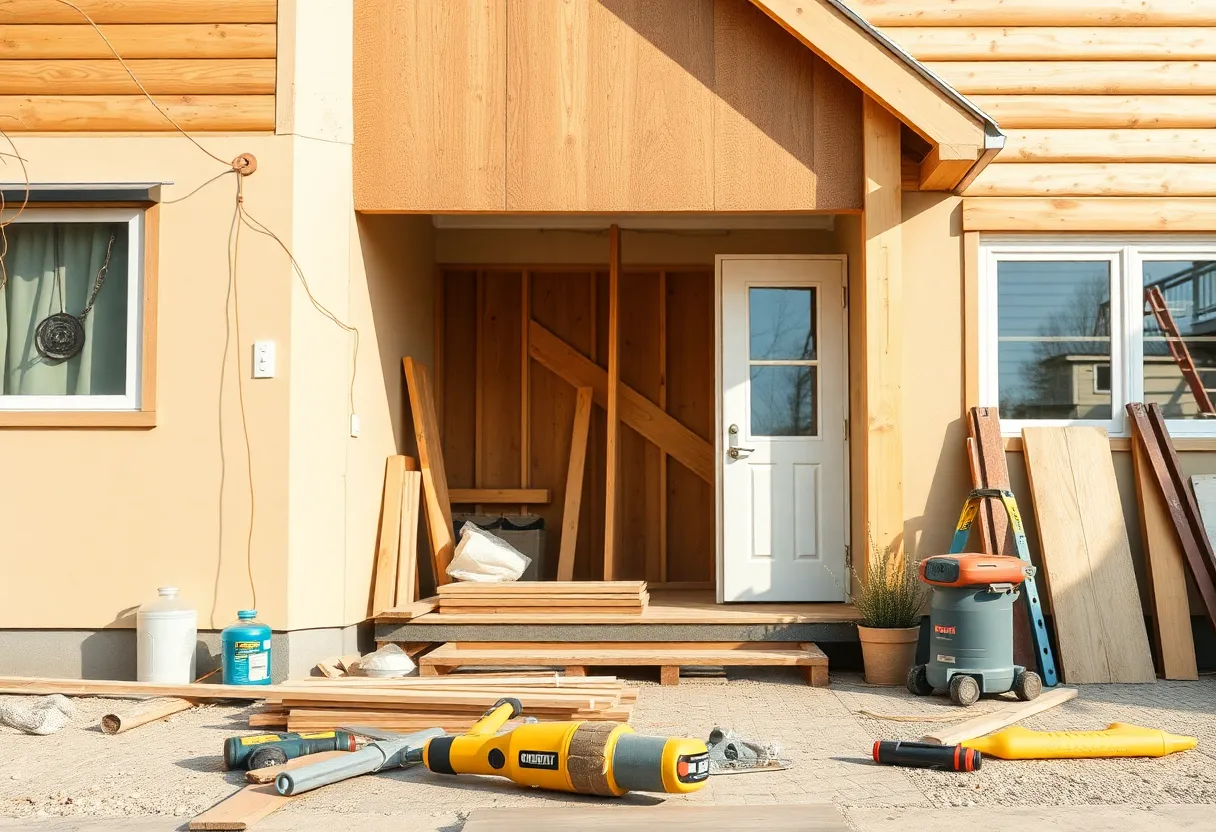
<box><xmin>0</xmin><ymin>222</ymin><xmax>129</xmax><ymax>396</ymax></box>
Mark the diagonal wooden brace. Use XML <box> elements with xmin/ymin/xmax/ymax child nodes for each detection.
<box><xmin>528</xmin><ymin>320</ymin><xmax>714</xmax><ymax>485</ymax></box>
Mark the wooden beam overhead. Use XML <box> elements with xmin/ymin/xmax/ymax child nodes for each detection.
<box><xmin>862</xmin><ymin>97</ymin><xmax>904</xmax><ymax>561</ymax></box>
<box><xmin>918</xmin><ymin>145</ymin><xmax>974</xmax><ymax>191</ymax></box>
<box><xmin>747</xmin><ymin>0</ymin><xmax>985</xmax><ymax>150</ymax></box>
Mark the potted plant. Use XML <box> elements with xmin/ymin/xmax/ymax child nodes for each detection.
<box><xmin>853</xmin><ymin>540</ymin><xmax>926</xmax><ymax>685</ymax></box>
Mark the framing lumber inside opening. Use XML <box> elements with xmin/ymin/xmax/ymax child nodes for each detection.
<box><xmin>436</xmin><ymin>265</ymin><xmax>715</xmax><ymax>587</ymax></box>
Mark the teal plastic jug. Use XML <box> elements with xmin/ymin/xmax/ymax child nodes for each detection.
<box><xmin>221</xmin><ymin>610</ymin><xmax>272</xmax><ymax>685</ymax></box>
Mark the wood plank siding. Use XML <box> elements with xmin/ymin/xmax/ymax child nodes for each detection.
<box><xmin>354</xmin><ymin>0</ymin><xmax>864</xmax><ymax>212</ymax></box>
<box><xmin>853</xmin><ymin>0</ymin><xmax>1216</xmax><ymax>225</ymax></box>
<box><xmin>0</xmin><ymin>1</ymin><xmax>277</xmax><ymax>131</ymax></box>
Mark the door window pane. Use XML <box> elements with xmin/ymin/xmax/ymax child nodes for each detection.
<box><xmin>750</xmin><ymin>287</ymin><xmax>815</xmax><ymax>360</ymax></box>
<box><xmin>996</xmin><ymin>260</ymin><xmax>1112</xmax><ymax>420</ymax></box>
<box><xmin>751</xmin><ymin>366</ymin><xmax>817</xmax><ymax>436</ymax></box>
<box><xmin>1142</xmin><ymin>260</ymin><xmax>1216</xmax><ymax>420</ymax></box>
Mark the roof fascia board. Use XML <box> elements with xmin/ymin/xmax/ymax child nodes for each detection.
<box><xmin>747</xmin><ymin>0</ymin><xmax>989</xmax><ymax>153</ymax></box>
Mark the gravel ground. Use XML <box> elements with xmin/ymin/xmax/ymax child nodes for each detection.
<box><xmin>0</xmin><ymin>671</ymin><xmax>1212</xmax><ymax>831</ymax></box>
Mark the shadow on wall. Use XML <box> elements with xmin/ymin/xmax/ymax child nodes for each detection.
<box><xmin>81</xmin><ymin>630</ymin><xmax>136</xmax><ymax>680</ymax></box>
<box><xmin>597</xmin><ymin>0</ymin><xmax>862</xmax><ymax>192</ymax></box>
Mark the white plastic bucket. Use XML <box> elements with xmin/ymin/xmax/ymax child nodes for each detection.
<box><xmin>136</xmin><ymin>587</ymin><xmax>198</xmax><ymax>684</ymax></box>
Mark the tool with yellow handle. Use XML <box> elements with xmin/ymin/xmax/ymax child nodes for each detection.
<box><xmin>962</xmin><ymin>723</ymin><xmax>1197</xmax><ymax>760</ymax></box>
<box><xmin>420</xmin><ymin>697</ymin><xmax>710</xmax><ymax>796</ymax></box>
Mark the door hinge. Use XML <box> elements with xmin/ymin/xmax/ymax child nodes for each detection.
<box><xmin>842</xmin><ymin>286</ymin><xmax>849</xmax><ymax>308</ymax></box>
<box><xmin>845</xmin><ymin>544</ymin><xmax>852</xmax><ymax>569</ymax></box>
<box><xmin>843</xmin><ymin>418</ymin><xmax>849</xmax><ymax>441</ymax></box>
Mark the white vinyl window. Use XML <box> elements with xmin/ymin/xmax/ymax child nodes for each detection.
<box><xmin>980</xmin><ymin>237</ymin><xmax>1216</xmax><ymax>437</ymax></box>
<box><xmin>0</xmin><ymin>207</ymin><xmax>144</xmax><ymax>411</ymax></box>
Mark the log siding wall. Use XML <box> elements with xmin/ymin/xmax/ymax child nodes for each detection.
<box><xmin>852</xmin><ymin>0</ymin><xmax>1216</xmax><ymax>201</ymax></box>
<box><xmin>0</xmin><ymin>0</ymin><xmax>277</xmax><ymax>132</ymax></box>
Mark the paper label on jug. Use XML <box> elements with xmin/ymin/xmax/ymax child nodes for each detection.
<box><xmin>248</xmin><ymin>651</ymin><xmax>269</xmax><ymax>681</ymax></box>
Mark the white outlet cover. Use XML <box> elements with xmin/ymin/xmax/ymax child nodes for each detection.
<box><xmin>252</xmin><ymin>341</ymin><xmax>276</xmax><ymax>378</ymax></box>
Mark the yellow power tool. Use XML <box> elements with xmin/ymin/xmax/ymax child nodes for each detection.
<box><xmin>419</xmin><ymin>697</ymin><xmax>710</xmax><ymax>796</ymax></box>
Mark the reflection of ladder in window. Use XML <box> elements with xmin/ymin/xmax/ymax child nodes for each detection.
<box><xmin>1146</xmin><ymin>285</ymin><xmax>1216</xmax><ymax>415</ymax></box>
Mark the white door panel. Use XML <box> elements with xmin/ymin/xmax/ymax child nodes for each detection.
<box><xmin>718</xmin><ymin>257</ymin><xmax>847</xmax><ymax>602</ymax></box>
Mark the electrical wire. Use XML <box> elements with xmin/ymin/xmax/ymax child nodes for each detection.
<box><xmin>237</xmin><ymin>200</ymin><xmax>361</xmax><ymax>417</ymax></box>
<box><xmin>231</xmin><ymin>177</ymin><xmax>258</xmax><ymax>614</ymax></box>
<box><xmin>162</xmin><ymin>169</ymin><xmax>237</xmax><ymax>205</ymax></box>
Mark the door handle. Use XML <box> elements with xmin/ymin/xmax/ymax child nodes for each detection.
<box><xmin>727</xmin><ymin>447</ymin><xmax>755</xmax><ymax>459</ymax></box>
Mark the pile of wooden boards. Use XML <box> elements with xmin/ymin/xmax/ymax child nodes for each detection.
<box><xmin>370</xmin><ymin>454</ymin><xmax>423</xmax><ymax>616</ymax></box>
<box><xmin>436</xmin><ymin>580</ymin><xmax>649</xmax><ymax>615</ymax></box>
<box><xmin>966</xmin><ymin>408</ymin><xmax>1156</xmax><ymax>684</ymax></box>
<box><xmin>1128</xmin><ymin>402</ymin><xmax>1216</xmax><ymax>681</ymax></box>
<box><xmin>247</xmin><ymin>674</ymin><xmax>636</xmax><ymax>733</ymax></box>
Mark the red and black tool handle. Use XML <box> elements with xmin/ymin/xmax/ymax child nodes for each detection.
<box><xmin>872</xmin><ymin>740</ymin><xmax>981</xmax><ymax>772</ymax></box>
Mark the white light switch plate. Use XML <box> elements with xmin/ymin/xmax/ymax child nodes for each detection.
<box><xmin>252</xmin><ymin>341</ymin><xmax>276</xmax><ymax>378</ymax></box>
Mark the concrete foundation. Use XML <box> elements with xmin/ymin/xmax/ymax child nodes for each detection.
<box><xmin>0</xmin><ymin>623</ymin><xmax>372</xmax><ymax>682</ymax></box>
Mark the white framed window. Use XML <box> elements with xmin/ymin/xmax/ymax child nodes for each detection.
<box><xmin>980</xmin><ymin>236</ymin><xmax>1216</xmax><ymax>438</ymax></box>
<box><xmin>0</xmin><ymin>207</ymin><xmax>145</xmax><ymax>412</ymax></box>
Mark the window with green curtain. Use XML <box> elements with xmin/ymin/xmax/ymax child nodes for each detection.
<box><xmin>0</xmin><ymin>221</ymin><xmax>129</xmax><ymax>396</ymax></box>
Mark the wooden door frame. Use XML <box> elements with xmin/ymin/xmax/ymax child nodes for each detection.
<box><xmin>713</xmin><ymin>254</ymin><xmax>852</xmax><ymax>604</ymax></box>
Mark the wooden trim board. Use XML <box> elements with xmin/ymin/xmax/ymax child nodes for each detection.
<box><xmin>448</xmin><ymin>489</ymin><xmax>550</xmax><ymax>504</ymax></box>
<box><xmin>371</xmin><ymin>456</ymin><xmax>407</xmax><ymax>616</ymax></box>
<box><xmin>557</xmin><ymin>387</ymin><xmax>593</xmax><ymax>581</ymax></box>
<box><xmin>396</xmin><ymin>470</ymin><xmax>422</xmax><ymax>607</ymax></box>
<box><xmin>188</xmin><ymin>782</ymin><xmax>288</xmax><ymax>830</ymax></box>
<box><xmin>1128</xmin><ymin>404</ymin><xmax>1216</xmax><ymax>631</ymax></box>
<box><xmin>1132</xmin><ymin>438</ymin><xmax>1198</xmax><ymax>680</ymax></box>
<box><xmin>921</xmin><ymin>687</ymin><xmax>1078</xmax><ymax>746</ymax></box>
<box><xmin>968</xmin><ymin>408</ymin><xmax>1036</xmax><ymax>671</ymax></box>
<box><xmin>1021</xmin><ymin>427</ymin><xmax>1156</xmax><ymax>683</ymax></box>
<box><xmin>403</xmin><ymin>358</ymin><xmax>455</xmax><ymax>585</ymax></box>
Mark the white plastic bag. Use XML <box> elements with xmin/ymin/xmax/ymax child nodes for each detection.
<box><xmin>446</xmin><ymin>523</ymin><xmax>532</xmax><ymax>582</ymax></box>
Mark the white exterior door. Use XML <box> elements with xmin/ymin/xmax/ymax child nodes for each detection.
<box><xmin>718</xmin><ymin>256</ymin><xmax>848</xmax><ymax>602</ymax></box>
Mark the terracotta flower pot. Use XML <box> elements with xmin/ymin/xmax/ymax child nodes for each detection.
<box><xmin>857</xmin><ymin>625</ymin><xmax>920</xmax><ymax>686</ymax></box>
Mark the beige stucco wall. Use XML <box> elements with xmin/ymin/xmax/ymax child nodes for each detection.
<box><xmin>0</xmin><ymin>0</ymin><xmax>436</xmax><ymax>633</ymax></box>
<box><xmin>0</xmin><ymin>136</ymin><xmax>295</xmax><ymax>630</ymax></box>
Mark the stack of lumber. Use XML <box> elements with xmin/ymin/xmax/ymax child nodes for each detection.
<box><xmin>1128</xmin><ymin>402</ymin><xmax>1216</xmax><ymax>681</ymax></box>
<box><xmin>247</xmin><ymin>674</ymin><xmax>636</xmax><ymax>733</ymax></box>
<box><xmin>437</xmin><ymin>581</ymin><xmax>649</xmax><ymax>615</ymax></box>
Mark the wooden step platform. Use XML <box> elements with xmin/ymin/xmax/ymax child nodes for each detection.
<box><xmin>419</xmin><ymin>642</ymin><xmax>829</xmax><ymax>687</ymax></box>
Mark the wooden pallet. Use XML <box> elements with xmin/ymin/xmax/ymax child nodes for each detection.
<box><xmin>419</xmin><ymin>642</ymin><xmax>829</xmax><ymax>687</ymax></box>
